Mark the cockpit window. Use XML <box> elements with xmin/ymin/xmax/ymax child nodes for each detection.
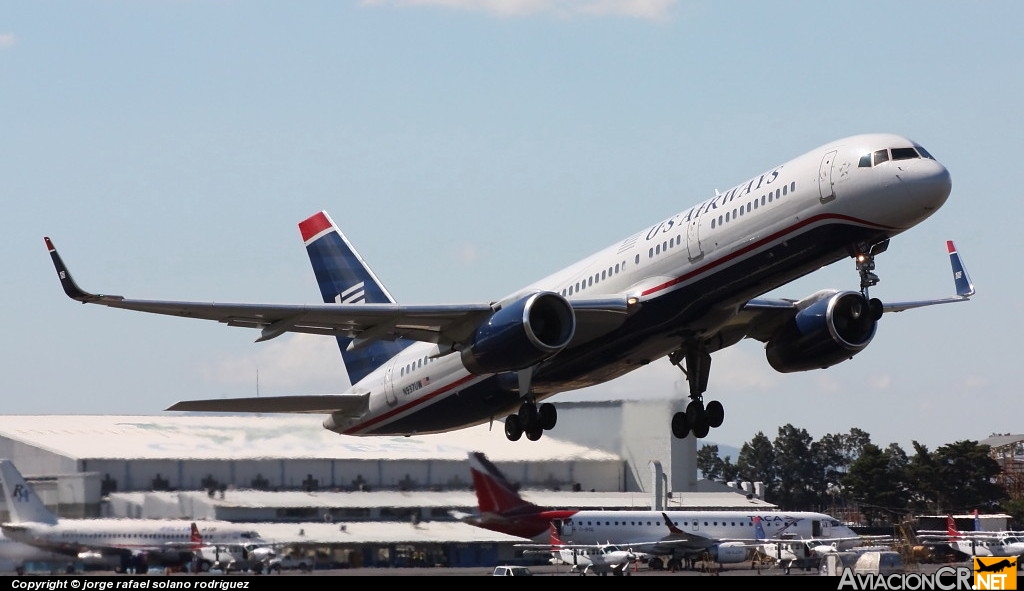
<box><xmin>859</xmin><ymin>145</ymin><xmax>934</xmax><ymax>168</ymax></box>
<box><xmin>891</xmin><ymin>147</ymin><xmax>918</xmax><ymax>161</ymax></box>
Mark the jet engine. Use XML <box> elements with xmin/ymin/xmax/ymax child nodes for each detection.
<box><xmin>461</xmin><ymin>291</ymin><xmax>575</xmax><ymax>375</ymax></box>
<box><xmin>708</xmin><ymin>542</ymin><xmax>750</xmax><ymax>564</ymax></box>
<box><xmin>765</xmin><ymin>290</ymin><xmax>880</xmax><ymax>373</ymax></box>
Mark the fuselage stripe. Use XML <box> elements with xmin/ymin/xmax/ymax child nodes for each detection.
<box><xmin>640</xmin><ymin>213</ymin><xmax>897</xmax><ymax>297</ymax></box>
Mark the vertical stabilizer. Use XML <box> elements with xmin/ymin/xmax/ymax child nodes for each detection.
<box><xmin>946</xmin><ymin>514</ymin><xmax>961</xmax><ymax>538</ymax></box>
<box><xmin>467</xmin><ymin>452</ymin><xmax>540</xmax><ymax>516</ymax></box>
<box><xmin>190</xmin><ymin>523</ymin><xmax>203</xmax><ymax>549</ymax></box>
<box><xmin>0</xmin><ymin>460</ymin><xmax>58</xmax><ymax>525</ymax></box>
<box><xmin>298</xmin><ymin>211</ymin><xmax>413</xmax><ymax>384</ymax></box>
<box><xmin>754</xmin><ymin>516</ymin><xmax>766</xmax><ymax>541</ymax></box>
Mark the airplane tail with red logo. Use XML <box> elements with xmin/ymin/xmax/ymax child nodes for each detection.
<box><xmin>946</xmin><ymin>514</ymin><xmax>961</xmax><ymax>539</ymax></box>
<box><xmin>299</xmin><ymin>211</ymin><xmax>413</xmax><ymax>385</ymax></box>
<box><xmin>463</xmin><ymin>452</ymin><xmax>576</xmax><ymax>541</ymax></box>
<box><xmin>190</xmin><ymin>523</ymin><xmax>203</xmax><ymax>549</ymax></box>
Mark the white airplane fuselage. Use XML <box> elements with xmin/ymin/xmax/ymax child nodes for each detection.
<box><xmin>1</xmin><ymin>520</ymin><xmax>263</xmax><ymax>565</ymax></box>
<box><xmin>329</xmin><ymin>133</ymin><xmax>951</xmax><ymax>436</ymax></box>
<box><xmin>557</xmin><ymin>510</ymin><xmax>858</xmax><ymax>558</ymax></box>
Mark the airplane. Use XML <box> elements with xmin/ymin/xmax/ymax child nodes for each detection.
<box><xmin>0</xmin><ymin>459</ymin><xmax>268</xmax><ymax>573</ymax></box>
<box><xmin>451</xmin><ymin>451</ymin><xmax>577</xmax><ymax>541</ymax></box>
<box><xmin>918</xmin><ymin>513</ymin><xmax>1024</xmax><ymax>560</ymax></box>
<box><xmin>0</xmin><ymin>532</ymin><xmax>85</xmax><ymax>574</ymax></box>
<box><xmin>517</xmin><ymin>523</ymin><xmax>641</xmax><ymax>576</ymax></box>
<box><xmin>457</xmin><ymin>451</ymin><xmax>873</xmax><ymax>571</ymax></box>
<box><xmin>44</xmin><ymin>133</ymin><xmax>974</xmax><ymax>443</ymax></box>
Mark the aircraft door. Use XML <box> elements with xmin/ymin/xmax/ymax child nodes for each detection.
<box><xmin>818</xmin><ymin>150</ymin><xmax>837</xmax><ymax>203</ymax></box>
<box><xmin>686</xmin><ymin>217</ymin><xmax>703</xmax><ymax>261</ymax></box>
<box><xmin>384</xmin><ymin>366</ymin><xmax>397</xmax><ymax>406</ymax></box>
<box><xmin>812</xmin><ymin>520</ymin><xmax>823</xmax><ymax>538</ymax></box>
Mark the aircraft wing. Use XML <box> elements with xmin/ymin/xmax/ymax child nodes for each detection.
<box><xmin>737</xmin><ymin>240</ymin><xmax>974</xmax><ymax>343</ymax></box>
<box><xmin>45</xmin><ymin>238</ymin><xmax>631</xmax><ymax>350</ymax></box>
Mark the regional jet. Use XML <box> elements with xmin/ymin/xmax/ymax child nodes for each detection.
<box><xmin>45</xmin><ymin>133</ymin><xmax>974</xmax><ymax>442</ymax></box>
<box><xmin>0</xmin><ymin>460</ymin><xmax>268</xmax><ymax>573</ymax></box>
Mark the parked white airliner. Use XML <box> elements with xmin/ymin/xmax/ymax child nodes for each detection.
<box><xmin>0</xmin><ymin>460</ymin><xmax>267</xmax><ymax>573</ymax></box>
<box><xmin>45</xmin><ymin>133</ymin><xmax>973</xmax><ymax>442</ymax></box>
<box><xmin>919</xmin><ymin>513</ymin><xmax>1024</xmax><ymax>560</ymax></box>
<box><xmin>459</xmin><ymin>451</ymin><xmax>868</xmax><ymax>569</ymax></box>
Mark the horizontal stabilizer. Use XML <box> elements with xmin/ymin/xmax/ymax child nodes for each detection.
<box><xmin>166</xmin><ymin>394</ymin><xmax>368</xmax><ymax>414</ymax></box>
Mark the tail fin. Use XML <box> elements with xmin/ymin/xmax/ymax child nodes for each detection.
<box><xmin>298</xmin><ymin>211</ymin><xmax>413</xmax><ymax>384</ymax></box>
<box><xmin>754</xmin><ymin>516</ymin><xmax>766</xmax><ymax>541</ymax></box>
<box><xmin>661</xmin><ymin>512</ymin><xmax>684</xmax><ymax>535</ymax></box>
<box><xmin>947</xmin><ymin>514</ymin><xmax>961</xmax><ymax>538</ymax></box>
<box><xmin>549</xmin><ymin>521</ymin><xmax>563</xmax><ymax>546</ymax></box>
<box><xmin>190</xmin><ymin>522</ymin><xmax>203</xmax><ymax>549</ymax></box>
<box><xmin>468</xmin><ymin>452</ymin><xmax>541</xmax><ymax>516</ymax></box>
<box><xmin>0</xmin><ymin>460</ymin><xmax>58</xmax><ymax>525</ymax></box>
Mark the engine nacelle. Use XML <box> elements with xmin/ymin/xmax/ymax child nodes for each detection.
<box><xmin>765</xmin><ymin>291</ymin><xmax>880</xmax><ymax>373</ymax></box>
<box><xmin>708</xmin><ymin>542</ymin><xmax>750</xmax><ymax>564</ymax></box>
<box><xmin>461</xmin><ymin>291</ymin><xmax>575</xmax><ymax>375</ymax></box>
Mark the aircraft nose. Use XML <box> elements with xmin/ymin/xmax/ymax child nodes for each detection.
<box><xmin>906</xmin><ymin>158</ymin><xmax>952</xmax><ymax>209</ymax></box>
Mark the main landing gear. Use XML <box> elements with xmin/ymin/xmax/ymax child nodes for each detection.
<box><xmin>504</xmin><ymin>399</ymin><xmax>557</xmax><ymax>442</ymax></box>
<box><xmin>669</xmin><ymin>348</ymin><xmax>724</xmax><ymax>440</ymax></box>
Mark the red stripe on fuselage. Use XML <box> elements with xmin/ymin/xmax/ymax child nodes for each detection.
<box><xmin>641</xmin><ymin>213</ymin><xmax>897</xmax><ymax>297</ymax></box>
<box><xmin>342</xmin><ymin>373</ymin><xmax>479</xmax><ymax>435</ymax></box>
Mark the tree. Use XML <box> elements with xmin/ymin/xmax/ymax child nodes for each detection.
<box><xmin>931</xmin><ymin>440</ymin><xmax>1005</xmax><ymax>513</ymax></box>
<box><xmin>772</xmin><ymin>424</ymin><xmax>820</xmax><ymax>509</ymax></box>
<box><xmin>697</xmin><ymin>444</ymin><xmax>724</xmax><ymax>481</ymax></box>
<box><xmin>737</xmin><ymin>432</ymin><xmax>777</xmax><ymax>498</ymax></box>
<box><xmin>842</xmin><ymin>443</ymin><xmax>909</xmax><ymax>525</ymax></box>
<box><xmin>696</xmin><ymin>444</ymin><xmax>740</xmax><ymax>483</ymax></box>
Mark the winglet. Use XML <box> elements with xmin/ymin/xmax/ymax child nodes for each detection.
<box><xmin>43</xmin><ymin>237</ymin><xmax>120</xmax><ymax>304</ymax></box>
<box><xmin>947</xmin><ymin>241</ymin><xmax>975</xmax><ymax>298</ymax></box>
<box><xmin>661</xmin><ymin>512</ymin><xmax>683</xmax><ymax>535</ymax></box>
<box><xmin>881</xmin><ymin>240</ymin><xmax>975</xmax><ymax>313</ymax></box>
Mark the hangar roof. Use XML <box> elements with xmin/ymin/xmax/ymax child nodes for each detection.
<box><xmin>0</xmin><ymin>415</ymin><xmax>616</xmax><ymax>463</ymax></box>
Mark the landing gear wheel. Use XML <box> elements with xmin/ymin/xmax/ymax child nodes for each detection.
<box><xmin>671</xmin><ymin>412</ymin><xmax>690</xmax><ymax>439</ymax></box>
<box><xmin>526</xmin><ymin>427</ymin><xmax>543</xmax><ymax>441</ymax></box>
<box><xmin>538</xmin><ymin>403</ymin><xmax>557</xmax><ymax>430</ymax></box>
<box><xmin>518</xmin><ymin>403</ymin><xmax>538</xmax><ymax>430</ymax></box>
<box><xmin>685</xmin><ymin>400</ymin><xmax>705</xmax><ymax>427</ymax></box>
<box><xmin>504</xmin><ymin>414</ymin><xmax>523</xmax><ymax>441</ymax></box>
<box><xmin>706</xmin><ymin>400</ymin><xmax>724</xmax><ymax>428</ymax></box>
<box><xmin>693</xmin><ymin>421</ymin><xmax>710</xmax><ymax>439</ymax></box>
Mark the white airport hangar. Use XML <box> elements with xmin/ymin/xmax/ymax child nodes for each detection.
<box><xmin>0</xmin><ymin>399</ymin><xmax>773</xmax><ymax>568</ymax></box>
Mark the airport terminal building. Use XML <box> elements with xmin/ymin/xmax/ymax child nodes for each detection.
<box><xmin>0</xmin><ymin>399</ymin><xmax>775</xmax><ymax>569</ymax></box>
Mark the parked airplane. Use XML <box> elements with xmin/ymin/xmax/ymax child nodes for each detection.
<box><xmin>0</xmin><ymin>532</ymin><xmax>83</xmax><ymax>574</ymax></box>
<box><xmin>519</xmin><ymin>523</ymin><xmax>640</xmax><ymax>576</ymax></box>
<box><xmin>918</xmin><ymin>513</ymin><xmax>1024</xmax><ymax>560</ymax></box>
<box><xmin>45</xmin><ymin>133</ymin><xmax>974</xmax><ymax>442</ymax></box>
<box><xmin>0</xmin><ymin>460</ymin><xmax>268</xmax><ymax>573</ymax></box>
<box><xmin>457</xmin><ymin>451</ymin><xmax>870</xmax><ymax>570</ymax></box>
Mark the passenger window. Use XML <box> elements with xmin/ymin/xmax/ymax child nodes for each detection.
<box><xmin>873</xmin><ymin>149</ymin><xmax>890</xmax><ymax>166</ymax></box>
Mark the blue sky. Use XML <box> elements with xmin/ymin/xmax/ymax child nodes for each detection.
<box><xmin>3</xmin><ymin>1</ymin><xmax>1020</xmax><ymax>454</ymax></box>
